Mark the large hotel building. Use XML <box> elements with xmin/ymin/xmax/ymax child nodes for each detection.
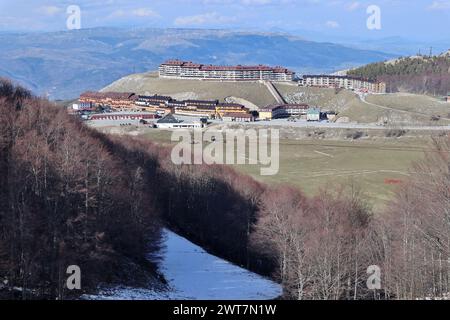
<box><xmin>300</xmin><ymin>75</ymin><xmax>386</xmax><ymax>94</ymax></box>
<box><xmin>159</xmin><ymin>60</ymin><xmax>295</xmax><ymax>81</ymax></box>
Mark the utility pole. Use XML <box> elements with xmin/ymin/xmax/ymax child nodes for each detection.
<box><xmin>429</xmin><ymin>46</ymin><xmax>433</xmax><ymax>57</ymax></box>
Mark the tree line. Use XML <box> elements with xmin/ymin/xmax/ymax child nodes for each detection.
<box><xmin>348</xmin><ymin>55</ymin><xmax>450</xmax><ymax>96</ymax></box>
<box><xmin>0</xmin><ymin>79</ymin><xmax>161</xmax><ymax>299</ymax></box>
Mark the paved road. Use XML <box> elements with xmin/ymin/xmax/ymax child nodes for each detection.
<box><xmin>218</xmin><ymin>119</ymin><xmax>450</xmax><ymax>131</ymax></box>
<box><xmin>253</xmin><ymin>120</ymin><xmax>450</xmax><ymax>131</ymax></box>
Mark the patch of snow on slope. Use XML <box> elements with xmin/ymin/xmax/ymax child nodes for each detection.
<box><xmin>159</xmin><ymin>229</ymin><xmax>282</xmax><ymax>300</ymax></box>
<box><xmin>84</xmin><ymin>229</ymin><xmax>282</xmax><ymax>300</ymax></box>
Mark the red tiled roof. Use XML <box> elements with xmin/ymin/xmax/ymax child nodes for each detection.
<box><xmin>81</xmin><ymin>91</ymin><xmax>136</xmax><ymax>100</ymax></box>
<box><xmin>217</xmin><ymin>103</ymin><xmax>245</xmax><ymax>108</ymax></box>
<box><xmin>160</xmin><ymin>60</ymin><xmax>294</xmax><ymax>74</ymax></box>
<box><xmin>161</xmin><ymin>59</ymin><xmax>185</xmax><ymax>66</ymax></box>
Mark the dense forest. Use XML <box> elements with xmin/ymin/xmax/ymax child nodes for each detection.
<box><xmin>0</xmin><ymin>79</ymin><xmax>162</xmax><ymax>299</ymax></box>
<box><xmin>1</xmin><ymin>78</ymin><xmax>450</xmax><ymax>300</ymax></box>
<box><xmin>348</xmin><ymin>54</ymin><xmax>450</xmax><ymax>95</ymax></box>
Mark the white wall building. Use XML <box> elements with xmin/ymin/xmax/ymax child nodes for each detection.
<box><xmin>301</xmin><ymin>75</ymin><xmax>386</xmax><ymax>93</ymax></box>
<box><xmin>159</xmin><ymin>60</ymin><xmax>295</xmax><ymax>82</ymax></box>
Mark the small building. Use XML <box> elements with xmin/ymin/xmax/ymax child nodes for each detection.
<box><xmin>222</xmin><ymin>113</ymin><xmax>255</xmax><ymax>122</ymax></box>
<box><xmin>325</xmin><ymin>111</ymin><xmax>337</xmax><ymax>121</ymax></box>
<box><xmin>89</xmin><ymin>112</ymin><xmax>159</xmax><ymax>121</ymax></box>
<box><xmin>259</xmin><ymin>104</ymin><xmax>309</xmax><ymax>120</ymax></box>
<box><xmin>72</xmin><ymin>102</ymin><xmax>97</xmax><ymax>112</ymax></box>
<box><xmin>275</xmin><ymin>104</ymin><xmax>309</xmax><ymax>118</ymax></box>
<box><xmin>307</xmin><ymin>108</ymin><xmax>321</xmax><ymax>122</ymax></box>
<box><xmin>258</xmin><ymin>105</ymin><xmax>278</xmax><ymax>120</ymax></box>
<box><xmin>79</xmin><ymin>91</ymin><xmax>137</xmax><ymax>110</ymax></box>
<box><xmin>155</xmin><ymin>114</ymin><xmax>203</xmax><ymax>129</ymax></box>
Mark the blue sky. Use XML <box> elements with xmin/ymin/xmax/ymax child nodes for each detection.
<box><xmin>0</xmin><ymin>0</ymin><xmax>449</xmax><ymax>40</ymax></box>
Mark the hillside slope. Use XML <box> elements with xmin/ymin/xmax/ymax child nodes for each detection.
<box><xmin>0</xmin><ymin>79</ymin><xmax>162</xmax><ymax>299</ymax></box>
<box><xmin>102</xmin><ymin>72</ymin><xmax>277</xmax><ymax>108</ymax></box>
<box><xmin>274</xmin><ymin>83</ymin><xmax>450</xmax><ymax>125</ymax></box>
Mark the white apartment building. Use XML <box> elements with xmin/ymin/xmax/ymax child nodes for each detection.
<box><xmin>159</xmin><ymin>60</ymin><xmax>295</xmax><ymax>81</ymax></box>
<box><xmin>301</xmin><ymin>75</ymin><xmax>386</xmax><ymax>93</ymax></box>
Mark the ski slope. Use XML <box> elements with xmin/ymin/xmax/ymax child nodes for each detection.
<box><xmin>85</xmin><ymin>229</ymin><xmax>282</xmax><ymax>300</ymax></box>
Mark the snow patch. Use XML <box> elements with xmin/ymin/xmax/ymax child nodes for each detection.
<box><xmin>84</xmin><ymin>229</ymin><xmax>282</xmax><ymax>300</ymax></box>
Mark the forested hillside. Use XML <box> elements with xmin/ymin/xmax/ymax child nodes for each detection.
<box><xmin>348</xmin><ymin>54</ymin><xmax>450</xmax><ymax>95</ymax></box>
<box><xmin>0</xmin><ymin>79</ymin><xmax>161</xmax><ymax>299</ymax></box>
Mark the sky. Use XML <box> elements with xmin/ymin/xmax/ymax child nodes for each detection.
<box><xmin>0</xmin><ymin>0</ymin><xmax>449</xmax><ymax>41</ymax></box>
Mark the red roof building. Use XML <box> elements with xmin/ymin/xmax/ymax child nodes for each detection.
<box><xmin>159</xmin><ymin>60</ymin><xmax>295</xmax><ymax>81</ymax></box>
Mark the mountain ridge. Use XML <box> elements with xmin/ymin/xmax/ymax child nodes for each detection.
<box><xmin>0</xmin><ymin>27</ymin><xmax>395</xmax><ymax>100</ymax></box>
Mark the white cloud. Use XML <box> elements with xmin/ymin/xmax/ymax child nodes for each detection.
<box><xmin>174</xmin><ymin>12</ymin><xmax>236</xmax><ymax>26</ymax></box>
<box><xmin>346</xmin><ymin>1</ymin><xmax>360</xmax><ymax>11</ymax></box>
<box><xmin>131</xmin><ymin>8</ymin><xmax>160</xmax><ymax>18</ymax></box>
<box><xmin>428</xmin><ymin>0</ymin><xmax>450</xmax><ymax>10</ymax></box>
<box><xmin>325</xmin><ymin>20</ymin><xmax>340</xmax><ymax>28</ymax></box>
<box><xmin>108</xmin><ymin>8</ymin><xmax>160</xmax><ymax>19</ymax></box>
<box><xmin>38</xmin><ymin>6</ymin><xmax>62</xmax><ymax>16</ymax></box>
<box><xmin>241</xmin><ymin>0</ymin><xmax>273</xmax><ymax>4</ymax></box>
<box><xmin>201</xmin><ymin>0</ymin><xmax>295</xmax><ymax>5</ymax></box>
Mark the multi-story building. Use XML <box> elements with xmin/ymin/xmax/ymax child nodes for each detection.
<box><xmin>216</xmin><ymin>103</ymin><xmax>250</xmax><ymax>118</ymax></box>
<box><xmin>80</xmin><ymin>91</ymin><xmax>252</xmax><ymax>120</ymax></box>
<box><xmin>175</xmin><ymin>105</ymin><xmax>217</xmax><ymax>118</ymax></box>
<box><xmin>136</xmin><ymin>95</ymin><xmax>172</xmax><ymax>107</ymax></box>
<box><xmin>300</xmin><ymin>75</ymin><xmax>386</xmax><ymax>94</ymax></box>
<box><xmin>185</xmin><ymin>100</ymin><xmax>219</xmax><ymax>108</ymax></box>
<box><xmin>159</xmin><ymin>60</ymin><xmax>295</xmax><ymax>82</ymax></box>
<box><xmin>259</xmin><ymin>104</ymin><xmax>310</xmax><ymax>120</ymax></box>
<box><xmin>79</xmin><ymin>92</ymin><xmax>137</xmax><ymax>110</ymax></box>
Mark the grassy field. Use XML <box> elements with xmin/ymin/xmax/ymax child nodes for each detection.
<box><xmin>233</xmin><ymin>138</ymin><xmax>428</xmax><ymax>210</ymax></box>
<box><xmin>274</xmin><ymin>84</ymin><xmax>358</xmax><ymax>108</ymax></box>
<box><xmin>111</xmin><ymin>126</ymin><xmax>431</xmax><ymax>211</ymax></box>
<box><xmin>102</xmin><ymin>72</ymin><xmax>277</xmax><ymax>108</ymax></box>
<box><xmin>366</xmin><ymin>93</ymin><xmax>450</xmax><ymax>118</ymax></box>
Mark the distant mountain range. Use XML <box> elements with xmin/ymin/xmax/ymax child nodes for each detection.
<box><xmin>0</xmin><ymin>27</ymin><xmax>396</xmax><ymax>100</ymax></box>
